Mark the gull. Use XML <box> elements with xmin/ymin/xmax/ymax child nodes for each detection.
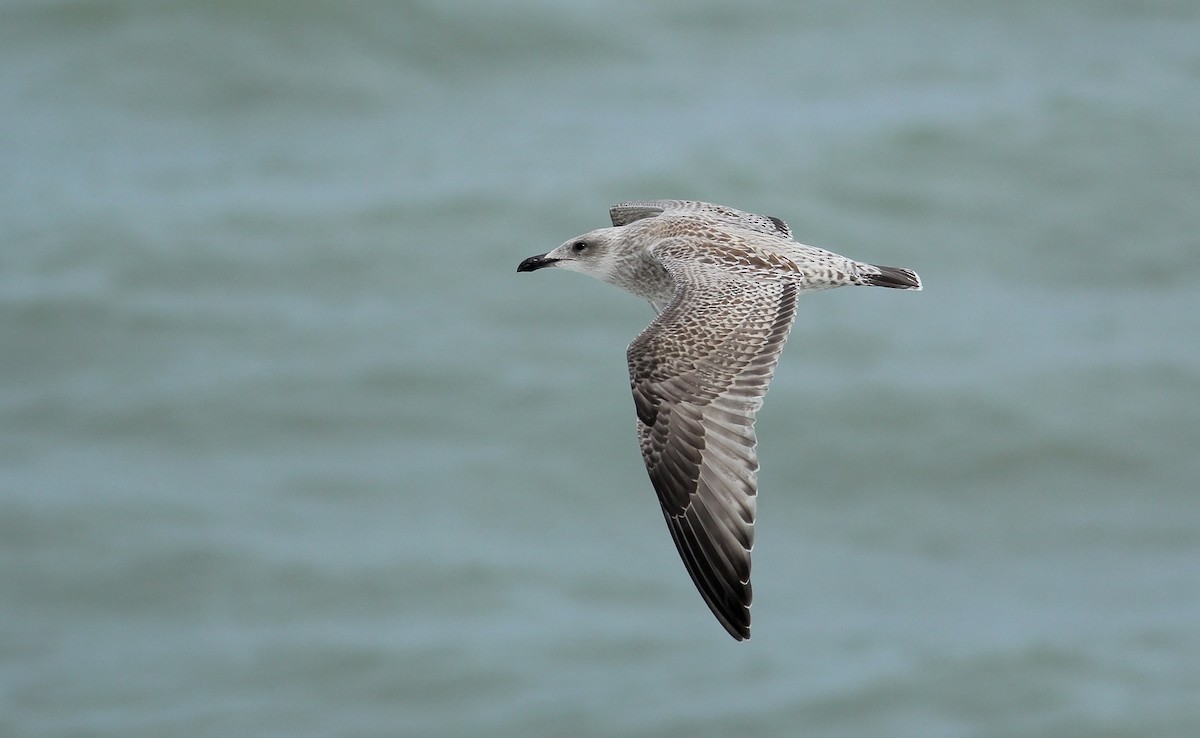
<box><xmin>517</xmin><ymin>200</ymin><xmax>921</xmax><ymax>640</ymax></box>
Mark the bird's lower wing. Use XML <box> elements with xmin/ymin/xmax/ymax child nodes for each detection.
<box><xmin>627</xmin><ymin>254</ymin><xmax>799</xmax><ymax>640</ymax></box>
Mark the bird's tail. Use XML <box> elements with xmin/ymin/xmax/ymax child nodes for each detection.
<box><xmin>858</xmin><ymin>264</ymin><xmax>922</xmax><ymax>291</ymax></box>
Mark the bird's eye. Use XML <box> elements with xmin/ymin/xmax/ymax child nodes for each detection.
<box><xmin>571</xmin><ymin>241</ymin><xmax>588</xmax><ymax>253</ymax></box>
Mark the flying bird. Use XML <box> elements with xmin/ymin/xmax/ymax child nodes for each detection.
<box><xmin>517</xmin><ymin>200</ymin><xmax>921</xmax><ymax>640</ymax></box>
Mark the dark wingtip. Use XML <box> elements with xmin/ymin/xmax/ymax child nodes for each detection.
<box><xmin>766</xmin><ymin>215</ymin><xmax>790</xmax><ymax>237</ymax></box>
<box><xmin>863</xmin><ymin>265</ymin><xmax>922</xmax><ymax>290</ymax></box>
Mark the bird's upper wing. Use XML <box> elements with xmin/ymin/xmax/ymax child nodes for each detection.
<box><xmin>610</xmin><ymin>200</ymin><xmax>792</xmax><ymax>240</ymax></box>
<box><xmin>626</xmin><ymin>237</ymin><xmax>799</xmax><ymax>640</ymax></box>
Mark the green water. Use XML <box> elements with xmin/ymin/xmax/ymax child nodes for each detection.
<box><xmin>2</xmin><ymin>1</ymin><xmax>1199</xmax><ymax>736</ymax></box>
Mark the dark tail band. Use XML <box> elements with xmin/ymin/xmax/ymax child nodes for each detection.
<box><xmin>862</xmin><ymin>265</ymin><xmax>922</xmax><ymax>290</ymax></box>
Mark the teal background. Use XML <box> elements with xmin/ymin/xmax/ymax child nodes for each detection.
<box><xmin>3</xmin><ymin>1</ymin><xmax>1198</xmax><ymax>736</ymax></box>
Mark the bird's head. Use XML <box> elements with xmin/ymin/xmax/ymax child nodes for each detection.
<box><xmin>516</xmin><ymin>227</ymin><xmax>628</xmax><ymax>283</ymax></box>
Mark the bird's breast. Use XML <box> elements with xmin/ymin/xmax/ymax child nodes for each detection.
<box><xmin>609</xmin><ymin>256</ymin><xmax>676</xmax><ymax>303</ymax></box>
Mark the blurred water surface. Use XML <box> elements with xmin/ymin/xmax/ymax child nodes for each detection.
<box><xmin>2</xmin><ymin>1</ymin><xmax>1199</xmax><ymax>736</ymax></box>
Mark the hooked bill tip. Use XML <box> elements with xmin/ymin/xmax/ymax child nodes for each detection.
<box><xmin>517</xmin><ymin>254</ymin><xmax>559</xmax><ymax>273</ymax></box>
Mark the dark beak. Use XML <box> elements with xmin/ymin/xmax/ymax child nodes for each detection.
<box><xmin>516</xmin><ymin>253</ymin><xmax>560</xmax><ymax>273</ymax></box>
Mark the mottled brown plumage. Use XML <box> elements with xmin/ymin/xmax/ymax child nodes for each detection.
<box><xmin>517</xmin><ymin>200</ymin><xmax>921</xmax><ymax>640</ymax></box>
